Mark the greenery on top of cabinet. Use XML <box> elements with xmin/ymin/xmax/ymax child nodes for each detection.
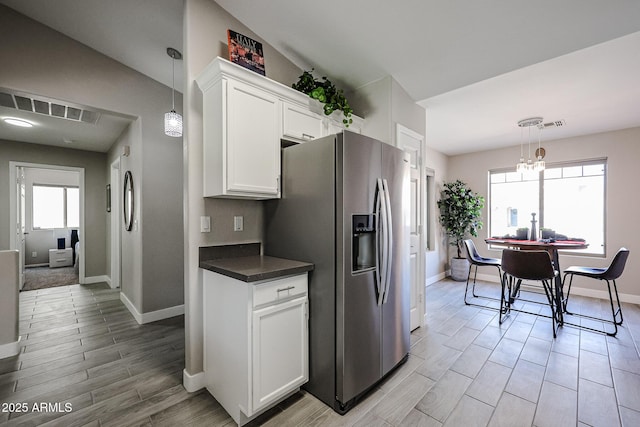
<box><xmin>292</xmin><ymin>69</ymin><xmax>353</xmax><ymax>127</ymax></box>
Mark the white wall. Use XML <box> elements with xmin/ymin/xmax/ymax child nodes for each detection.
<box><xmin>447</xmin><ymin>126</ymin><xmax>640</xmax><ymax>300</ymax></box>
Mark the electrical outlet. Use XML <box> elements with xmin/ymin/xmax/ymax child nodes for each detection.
<box><xmin>31</xmin><ymin>251</ymin><xmax>37</xmax><ymax>258</ymax></box>
<box><xmin>234</xmin><ymin>216</ymin><xmax>244</xmax><ymax>232</ymax></box>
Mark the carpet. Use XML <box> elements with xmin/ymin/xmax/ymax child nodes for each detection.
<box><xmin>22</xmin><ymin>266</ymin><xmax>79</xmax><ymax>291</ymax></box>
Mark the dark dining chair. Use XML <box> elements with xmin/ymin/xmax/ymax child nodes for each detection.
<box><xmin>463</xmin><ymin>239</ymin><xmax>502</xmax><ymax>307</ymax></box>
<box><xmin>500</xmin><ymin>249</ymin><xmax>560</xmax><ymax>337</ymax></box>
<box><xmin>561</xmin><ymin>247</ymin><xmax>630</xmax><ymax>336</ymax></box>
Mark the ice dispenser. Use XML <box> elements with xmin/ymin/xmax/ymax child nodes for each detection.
<box><xmin>352</xmin><ymin>214</ymin><xmax>376</xmax><ymax>273</ymax></box>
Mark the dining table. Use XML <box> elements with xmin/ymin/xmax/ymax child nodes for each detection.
<box><xmin>485</xmin><ymin>238</ymin><xmax>589</xmax><ymax>325</ymax></box>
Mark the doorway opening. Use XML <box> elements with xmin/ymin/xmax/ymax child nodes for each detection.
<box><xmin>9</xmin><ymin>162</ymin><xmax>85</xmax><ymax>291</ymax></box>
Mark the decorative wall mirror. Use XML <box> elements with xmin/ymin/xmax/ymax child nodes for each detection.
<box><xmin>123</xmin><ymin>170</ymin><xmax>134</xmax><ymax>231</ymax></box>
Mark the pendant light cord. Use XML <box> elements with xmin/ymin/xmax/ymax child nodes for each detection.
<box><xmin>171</xmin><ymin>56</ymin><xmax>176</xmax><ymax>111</ymax></box>
<box><xmin>528</xmin><ymin>126</ymin><xmax>531</xmax><ymax>160</ymax></box>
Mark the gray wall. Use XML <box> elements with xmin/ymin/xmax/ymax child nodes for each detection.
<box><xmin>1</xmin><ymin>5</ymin><xmax>184</xmax><ymax>314</ymax></box>
<box><xmin>0</xmin><ymin>140</ymin><xmax>107</xmax><ymax>277</ymax></box>
<box><xmin>424</xmin><ymin>145</ymin><xmax>449</xmax><ymax>282</ymax></box>
<box><xmin>183</xmin><ymin>0</ymin><xmax>303</xmax><ymax>377</ymax></box>
<box><xmin>446</xmin><ymin>127</ymin><xmax>640</xmax><ymax>299</ymax></box>
<box><xmin>0</xmin><ymin>250</ymin><xmax>19</xmax><ymax>351</ymax></box>
<box><xmin>350</xmin><ymin>75</ymin><xmax>427</xmax><ymax>146</ymax></box>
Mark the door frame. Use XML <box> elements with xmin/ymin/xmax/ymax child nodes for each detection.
<box><xmin>395</xmin><ymin>124</ymin><xmax>426</xmax><ymax>330</ymax></box>
<box><xmin>9</xmin><ymin>161</ymin><xmax>86</xmax><ymax>285</ymax></box>
<box><xmin>110</xmin><ymin>158</ymin><xmax>121</xmax><ymax>289</ymax></box>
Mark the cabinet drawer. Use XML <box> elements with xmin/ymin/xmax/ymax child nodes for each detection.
<box><xmin>253</xmin><ymin>274</ymin><xmax>308</xmax><ymax>308</ymax></box>
<box><xmin>49</xmin><ymin>248</ymin><xmax>73</xmax><ymax>268</ymax></box>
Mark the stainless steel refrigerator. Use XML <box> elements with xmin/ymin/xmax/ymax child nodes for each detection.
<box><xmin>265</xmin><ymin>130</ymin><xmax>410</xmax><ymax>413</ymax></box>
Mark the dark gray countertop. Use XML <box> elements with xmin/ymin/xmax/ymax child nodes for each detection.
<box><xmin>200</xmin><ymin>255</ymin><xmax>313</xmax><ymax>283</ymax></box>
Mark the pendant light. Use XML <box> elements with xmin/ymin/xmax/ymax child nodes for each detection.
<box><xmin>516</xmin><ymin>117</ymin><xmax>543</xmax><ymax>174</ymax></box>
<box><xmin>533</xmin><ymin>124</ymin><xmax>546</xmax><ymax>172</ymax></box>
<box><xmin>164</xmin><ymin>47</ymin><xmax>183</xmax><ymax>137</ymax></box>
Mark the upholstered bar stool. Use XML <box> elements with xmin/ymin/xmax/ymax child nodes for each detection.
<box><xmin>462</xmin><ymin>239</ymin><xmax>502</xmax><ymax>307</ymax></box>
<box><xmin>561</xmin><ymin>247</ymin><xmax>630</xmax><ymax>336</ymax></box>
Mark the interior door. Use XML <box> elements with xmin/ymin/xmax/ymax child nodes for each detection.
<box><xmin>396</xmin><ymin>125</ymin><xmax>425</xmax><ymax>331</ymax></box>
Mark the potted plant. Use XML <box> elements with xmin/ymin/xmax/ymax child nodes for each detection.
<box><xmin>292</xmin><ymin>69</ymin><xmax>353</xmax><ymax>127</ymax></box>
<box><xmin>437</xmin><ymin>180</ymin><xmax>485</xmax><ymax>281</ymax></box>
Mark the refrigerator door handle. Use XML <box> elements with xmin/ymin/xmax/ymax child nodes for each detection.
<box><xmin>375</xmin><ymin>179</ymin><xmax>385</xmax><ymax>306</ymax></box>
<box><xmin>382</xmin><ymin>179</ymin><xmax>393</xmax><ymax>303</ymax></box>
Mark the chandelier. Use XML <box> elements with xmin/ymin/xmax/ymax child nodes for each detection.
<box><xmin>516</xmin><ymin>117</ymin><xmax>545</xmax><ymax>173</ymax></box>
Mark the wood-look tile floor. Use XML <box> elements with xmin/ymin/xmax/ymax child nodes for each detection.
<box><xmin>2</xmin><ymin>279</ymin><xmax>640</xmax><ymax>426</ymax></box>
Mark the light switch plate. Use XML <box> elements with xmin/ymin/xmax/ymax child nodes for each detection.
<box><xmin>200</xmin><ymin>216</ymin><xmax>211</xmax><ymax>233</ymax></box>
<box><xmin>234</xmin><ymin>216</ymin><xmax>243</xmax><ymax>232</ymax></box>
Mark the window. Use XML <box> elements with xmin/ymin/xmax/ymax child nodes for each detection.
<box><xmin>32</xmin><ymin>185</ymin><xmax>79</xmax><ymax>229</ymax></box>
<box><xmin>489</xmin><ymin>159</ymin><xmax>606</xmax><ymax>256</ymax></box>
<box><xmin>425</xmin><ymin>168</ymin><xmax>435</xmax><ymax>251</ymax></box>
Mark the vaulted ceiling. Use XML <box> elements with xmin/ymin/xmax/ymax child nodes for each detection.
<box><xmin>2</xmin><ymin>0</ymin><xmax>640</xmax><ymax>155</ymax></box>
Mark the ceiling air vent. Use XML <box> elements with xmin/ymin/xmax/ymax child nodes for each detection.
<box><xmin>15</xmin><ymin>95</ymin><xmax>33</xmax><ymax>111</ymax></box>
<box><xmin>0</xmin><ymin>92</ymin><xmax>16</xmax><ymax>108</ymax></box>
<box><xmin>33</xmin><ymin>99</ymin><xmax>49</xmax><ymax>114</ymax></box>
<box><xmin>0</xmin><ymin>88</ymin><xmax>101</xmax><ymax>125</ymax></box>
<box><xmin>540</xmin><ymin>119</ymin><xmax>565</xmax><ymax>129</ymax></box>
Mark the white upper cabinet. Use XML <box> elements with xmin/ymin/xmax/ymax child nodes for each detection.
<box><xmin>196</xmin><ymin>57</ymin><xmax>364</xmax><ymax>199</ymax></box>
<box><xmin>282</xmin><ymin>102</ymin><xmax>324</xmax><ymax>143</ymax></box>
<box><xmin>226</xmin><ymin>80</ymin><xmax>280</xmax><ymax>197</ymax></box>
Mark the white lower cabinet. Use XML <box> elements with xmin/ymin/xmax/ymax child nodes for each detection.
<box><xmin>203</xmin><ymin>270</ymin><xmax>309</xmax><ymax>426</ymax></box>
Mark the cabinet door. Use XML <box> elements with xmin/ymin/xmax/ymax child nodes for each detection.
<box><xmin>251</xmin><ymin>296</ymin><xmax>308</xmax><ymax>413</ymax></box>
<box><xmin>227</xmin><ymin>79</ymin><xmax>280</xmax><ymax>197</ymax></box>
<box><xmin>282</xmin><ymin>103</ymin><xmax>324</xmax><ymax>142</ymax></box>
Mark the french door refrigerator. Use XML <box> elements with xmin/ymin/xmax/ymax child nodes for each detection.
<box><xmin>265</xmin><ymin>130</ymin><xmax>410</xmax><ymax>413</ymax></box>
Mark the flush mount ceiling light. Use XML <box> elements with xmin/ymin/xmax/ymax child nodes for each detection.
<box><xmin>164</xmin><ymin>47</ymin><xmax>183</xmax><ymax>138</ymax></box>
<box><xmin>3</xmin><ymin>117</ymin><xmax>33</xmax><ymax>128</ymax></box>
<box><xmin>516</xmin><ymin>117</ymin><xmax>545</xmax><ymax>174</ymax></box>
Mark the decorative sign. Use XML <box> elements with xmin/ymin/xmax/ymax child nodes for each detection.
<box><xmin>227</xmin><ymin>29</ymin><xmax>265</xmax><ymax>75</ymax></box>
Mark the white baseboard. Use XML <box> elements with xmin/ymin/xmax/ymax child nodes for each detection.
<box><xmin>120</xmin><ymin>292</ymin><xmax>185</xmax><ymax>324</ymax></box>
<box><xmin>470</xmin><ymin>272</ymin><xmax>640</xmax><ymax>305</ymax></box>
<box><xmin>476</xmin><ymin>272</ymin><xmax>501</xmax><ymax>283</ymax></box>
<box><xmin>570</xmin><ymin>287</ymin><xmax>640</xmax><ymax>305</ymax></box>
<box><xmin>426</xmin><ymin>271</ymin><xmax>447</xmax><ymax>286</ymax></box>
<box><xmin>183</xmin><ymin>369</ymin><xmax>206</xmax><ymax>392</ymax></box>
<box><xmin>84</xmin><ymin>275</ymin><xmax>110</xmax><ymax>285</ymax></box>
<box><xmin>0</xmin><ymin>337</ymin><xmax>21</xmax><ymax>359</ymax></box>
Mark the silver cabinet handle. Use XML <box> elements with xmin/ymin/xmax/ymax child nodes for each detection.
<box><xmin>302</xmin><ymin>133</ymin><xmax>315</xmax><ymax>140</ymax></box>
<box><xmin>277</xmin><ymin>286</ymin><xmax>295</xmax><ymax>293</ymax></box>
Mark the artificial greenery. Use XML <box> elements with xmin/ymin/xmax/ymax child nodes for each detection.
<box><xmin>292</xmin><ymin>69</ymin><xmax>353</xmax><ymax>127</ymax></box>
<box><xmin>437</xmin><ymin>180</ymin><xmax>485</xmax><ymax>258</ymax></box>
